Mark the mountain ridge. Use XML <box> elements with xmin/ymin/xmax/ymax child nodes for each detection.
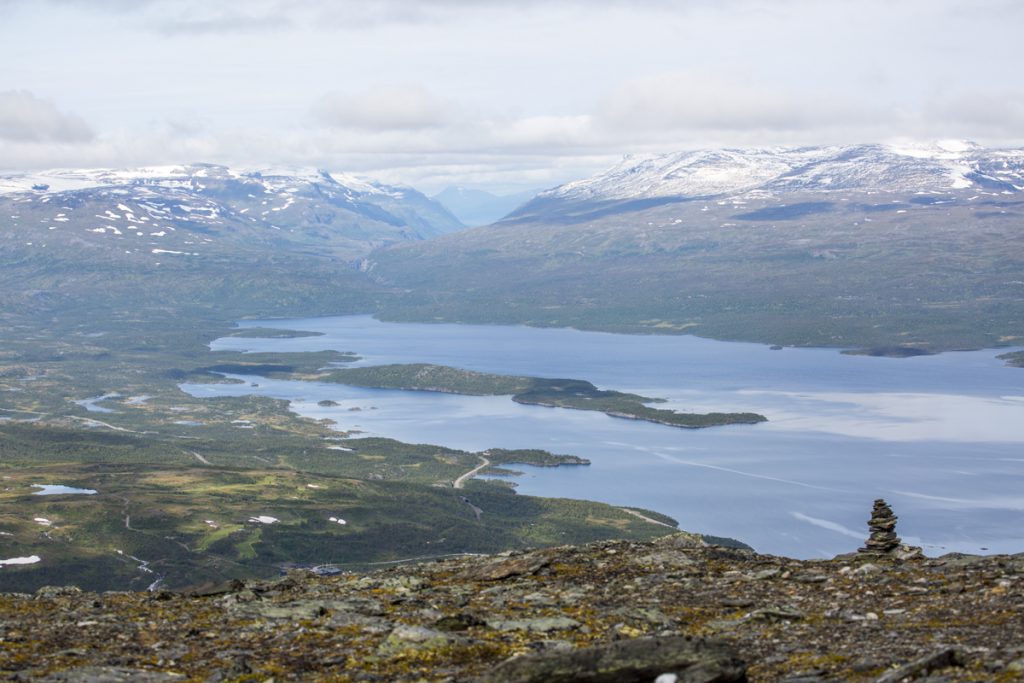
<box><xmin>0</xmin><ymin>163</ymin><xmax>464</xmax><ymax>263</ymax></box>
<box><xmin>366</xmin><ymin>141</ymin><xmax>1024</xmax><ymax>352</ymax></box>
<box><xmin>506</xmin><ymin>141</ymin><xmax>1024</xmax><ymax>224</ymax></box>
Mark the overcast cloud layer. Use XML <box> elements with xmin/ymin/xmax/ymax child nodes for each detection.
<box><xmin>1</xmin><ymin>0</ymin><xmax>1022</xmax><ymax>191</ymax></box>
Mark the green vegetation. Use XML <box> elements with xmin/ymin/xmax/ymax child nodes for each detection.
<box><xmin>195</xmin><ymin>349</ymin><xmax>361</xmax><ymax>380</ymax></box>
<box><xmin>0</xmin><ymin>273</ymin><xmax>698</xmax><ymax>592</ymax></box>
<box><xmin>486</xmin><ymin>448</ymin><xmax>589</xmax><ymax>467</ymax></box>
<box><xmin>840</xmin><ymin>346</ymin><xmax>934</xmax><ymax>358</ymax></box>
<box><xmin>225</xmin><ymin>327</ymin><xmax>326</xmax><ymax>339</ymax></box>
<box><xmin>322</xmin><ymin>363</ymin><xmax>532</xmax><ymax>395</ymax></box>
<box><xmin>0</xmin><ymin>437</ymin><xmax>672</xmax><ymax>592</ymax></box>
<box><xmin>320</xmin><ymin>363</ymin><xmax>766</xmax><ymax>428</ymax></box>
<box><xmin>0</xmin><ymin>308</ymin><xmax>676</xmax><ymax>593</ymax></box>
<box><xmin>619</xmin><ymin>506</ymin><xmax>679</xmax><ymax>528</ymax></box>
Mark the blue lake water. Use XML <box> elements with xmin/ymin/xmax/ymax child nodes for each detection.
<box><xmin>183</xmin><ymin>315</ymin><xmax>1024</xmax><ymax>559</ymax></box>
<box><xmin>32</xmin><ymin>484</ymin><xmax>98</xmax><ymax>496</ymax></box>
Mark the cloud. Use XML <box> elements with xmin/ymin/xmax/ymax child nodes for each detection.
<box><xmin>2</xmin><ymin>0</ymin><xmax>294</xmax><ymax>35</ymax></box>
<box><xmin>597</xmin><ymin>72</ymin><xmax>865</xmax><ymax>136</ymax></box>
<box><xmin>155</xmin><ymin>11</ymin><xmax>290</xmax><ymax>36</ymax></box>
<box><xmin>314</xmin><ymin>86</ymin><xmax>451</xmax><ymax>131</ymax></box>
<box><xmin>0</xmin><ymin>0</ymin><xmax>142</xmax><ymax>8</ymax></box>
<box><xmin>0</xmin><ymin>0</ymin><xmax>703</xmax><ymax>34</ymax></box>
<box><xmin>497</xmin><ymin>115</ymin><xmax>594</xmax><ymax>150</ymax></box>
<box><xmin>926</xmin><ymin>91</ymin><xmax>1024</xmax><ymax>137</ymax></box>
<box><xmin>1</xmin><ymin>0</ymin><xmax>690</xmax><ymax>13</ymax></box>
<box><xmin>0</xmin><ymin>91</ymin><xmax>94</xmax><ymax>143</ymax></box>
<box><xmin>3</xmin><ymin>0</ymin><xmax>1024</xmax><ymax>191</ymax></box>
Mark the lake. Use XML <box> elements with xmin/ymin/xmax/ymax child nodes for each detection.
<box><xmin>183</xmin><ymin>315</ymin><xmax>1024</xmax><ymax>559</ymax></box>
<box><xmin>32</xmin><ymin>484</ymin><xmax>98</xmax><ymax>496</ymax></box>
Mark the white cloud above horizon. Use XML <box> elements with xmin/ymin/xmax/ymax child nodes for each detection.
<box><xmin>0</xmin><ymin>90</ymin><xmax>94</xmax><ymax>143</ymax></box>
<box><xmin>314</xmin><ymin>85</ymin><xmax>452</xmax><ymax>131</ymax></box>
<box><xmin>1</xmin><ymin>0</ymin><xmax>1023</xmax><ymax>192</ymax></box>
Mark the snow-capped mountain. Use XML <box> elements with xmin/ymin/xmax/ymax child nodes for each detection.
<box><xmin>0</xmin><ymin>163</ymin><xmax>463</xmax><ymax>263</ymax></box>
<box><xmin>511</xmin><ymin>142</ymin><xmax>1024</xmax><ymax>221</ymax></box>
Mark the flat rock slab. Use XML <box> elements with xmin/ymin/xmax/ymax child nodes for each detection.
<box><xmin>487</xmin><ymin>616</ymin><xmax>582</xmax><ymax>633</ymax></box>
<box><xmin>461</xmin><ymin>553</ymin><xmax>552</xmax><ymax>581</ymax></box>
<box><xmin>476</xmin><ymin>635</ymin><xmax>745</xmax><ymax>683</ymax></box>
<box><xmin>377</xmin><ymin>624</ymin><xmax>466</xmax><ymax>657</ymax></box>
<box><xmin>874</xmin><ymin>648</ymin><xmax>963</xmax><ymax>683</ymax></box>
<box><xmin>38</xmin><ymin>668</ymin><xmax>186</xmax><ymax>683</ymax></box>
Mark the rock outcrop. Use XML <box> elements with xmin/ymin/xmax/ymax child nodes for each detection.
<box><xmin>478</xmin><ymin>635</ymin><xmax>746</xmax><ymax>683</ymax></box>
<box><xmin>2</xmin><ymin>530</ymin><xmax>1023</xmax><ymax>682</ymax></box>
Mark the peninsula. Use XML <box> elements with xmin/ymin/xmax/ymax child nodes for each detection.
<box><xmin>317</xmin><ymin>364</ymin><xmax>767</xmax><ymax>429</ymax></box>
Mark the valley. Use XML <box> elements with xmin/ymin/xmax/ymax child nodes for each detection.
<box><xmin>0</xmin><ymin>314</ymin><xmax>681</xmax><ymax>592</ymax></box>
<box><xmin>194</xmin><ymin>314</ymin><xmax>1024</xmax><ymax>560</ymax></box>
<box><xmin>6</xmin><ymin>3</ymin><xmax>1023</xmax><ymax>679</ymax></box>
<box><xmin>2</xmin><ymin>144</ymin><xmax>1023</xmax><ymax>591</ymax></box>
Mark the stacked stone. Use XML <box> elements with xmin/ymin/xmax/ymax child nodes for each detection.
<box><xmin>860</xmin><ymin>498</ymin><xmax>901</xmax><ymax>555</ymax></box>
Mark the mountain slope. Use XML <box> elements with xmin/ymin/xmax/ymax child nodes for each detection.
<box><xmin>368</xmin><ymin>143</ymin><xmax>1024</xmax><ymax>352</ymax></box>
<box><xmin>0</xmin><ymin>163</ymin><xmax>463</xmax><ymax>263</ymax></box>
<box><xmin>0</xmin><ymin>164</ymin><xmax>464</xmax><ymax>319</ymax></box>
<box><xmin>507</xmin><ymin>141</ymin><xmax>1024</xmax><ymax>224</ymax></box>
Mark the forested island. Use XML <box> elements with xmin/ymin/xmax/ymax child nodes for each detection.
<box><xmin>318</xmin><ymin>363</ymin><xmax>767</xmax><ymax>429</ymax></box>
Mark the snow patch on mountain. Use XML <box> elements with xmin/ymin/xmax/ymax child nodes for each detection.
<box><xmin>0</xmin><ymin>164</ymin><xmax>398</xmax><ymax>200</ymax></box>
<box><xmin>0</xmin><ymin>163</ymin><xmax>465</xmax><ymax>259</ymax></box>
<box><xmin>551</xmin><ymin>147</ymin><xmax>826</xmax><ymax>201</ymax></box>
<box><xmin>540</xmin><ymin>142</ymin><xmax>1024</xmax><ymax>204</ymax></box>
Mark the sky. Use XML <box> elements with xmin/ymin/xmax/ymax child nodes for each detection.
<box><xmin>1</xmin><ymin>0</ymin><xmax>1023</xmax><ymax>193</ymax></box>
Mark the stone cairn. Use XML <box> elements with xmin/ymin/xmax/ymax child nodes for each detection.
<box><xmin>859</xmin><ymin>498</ymin><xmax>901</xmax><ymax>555</ymax></box>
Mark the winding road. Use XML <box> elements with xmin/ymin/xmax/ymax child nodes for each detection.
<box><xmin>453</xmin><ymin>456</ymin><xmax>491</xmax><ymax>489</ymax></box>
<box><xmin>618</xmin><ymin>507</ymin><xmax>677</xmax><ymax>529</ymax></box>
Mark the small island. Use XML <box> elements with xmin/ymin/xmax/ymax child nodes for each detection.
<box><xmin>316</xmin><ymin>363</ymin><xmax>766</xmax><ymax>429</ymax></box>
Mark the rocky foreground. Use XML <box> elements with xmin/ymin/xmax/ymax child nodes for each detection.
<box><xmin>2</xmin><ymin>530</ymin><xmax>1023</xmax><ymax>682</ymax></box>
